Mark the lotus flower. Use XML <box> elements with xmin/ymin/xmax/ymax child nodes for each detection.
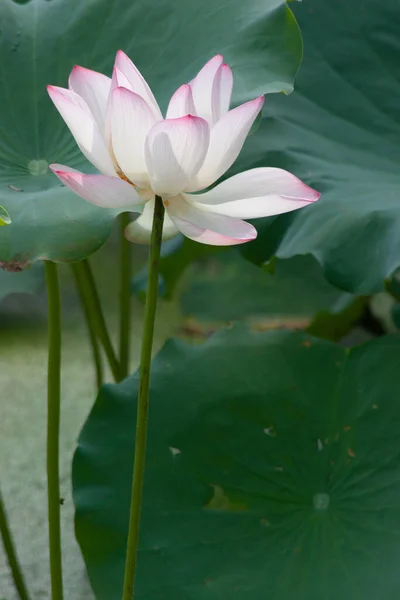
<box><xmin>48</xmin><ymin>52</ymin><xmax>320</xmax><ymax>245</ymax></box>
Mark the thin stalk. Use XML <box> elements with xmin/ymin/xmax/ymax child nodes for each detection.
<box><xmin>121</xmin><ymin>196</ymin><xmax>165</xmax><ymax>600</ymax></box>
<box><xmin>76</xmin><ymin>259</ymin><xmax>122</xmax><ymax>382</ymax></box>
<box><xmin>0</xmin><ymin>490</ymin><xmax>31</xmax><ymax>600</ymax></box>
<box><xmin>44</xmin><ymin>260</ymin><xmax>63</xmax><ymax>600</ymax></box>
<box><xmin>119</xmin><ymin>213</ymin><xmax>133</xmax><ymax>379</ymax></box>
<box><xmin>71</xmin><ymin>263</ymin><xmax>103</xmax><ymax>389</ymax></box>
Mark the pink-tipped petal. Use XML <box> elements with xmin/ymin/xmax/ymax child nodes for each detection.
<box><xmin>124</xmin><ymin>198</ymin><xmax>179</xmax><ymax>244</ymax></box>
<box><xmin>114</xmin><ymin>50</ymin><xmax>162</xmax><ymax>118</ymax></box>
<box><xmin>105</xmin><ymin>67</ymin><xmax>134</xmax><ymax>151</ymax></box>
<box><xmin>144</xmin><ymin>116</ymin><xmax>210</xmax><ymax>197</ymax></box>
<box><xmin>188</xmin><ymin>95</ymin><xmax>264</xmax><ymax>191</ymax></box>
<box><xmin>166</xmin><ymin>195</ymin><xmax>256</xmax><ymax>246</ymax></box>
<box><xmin>110</xmin><ymin>87</ymin><xmax>158</xmax><ymax>186</ymax></box>
<box><xmin>215</xmin><ymin>63</ymin><xmax>233</xmax><ymax>119</ymax></box>
<box><xmin>68</xmin><ymin>66</ymin><xmax>111</xmax><ymax>134</ymax></box>
<box><xmin>166</xmin><ymin>84</ymin><xmax>196</xmax><ymax>119</ymax></box>
<box><xmin>188</xmin><ymin>168</ymin><xmax>320</xmax><ymax>218</ymax></box>
<box><xmin>47</xmin><ymin>86</ymin><xmax>115</xmax><ymax>176</ymax></box>
<box><xmin>189</xmin><ymin>55</ymin><xmax>224</xmax><ymax>124</ymax></box>
<box><xmin>50</xmin><ymin>164</ymin><xmax>142</xmax><ymax>208</ymax></box>
<box><xmin>111</xmin><ymin>66</ymin><xmax>133</xmax><ymax>93</ymax></box>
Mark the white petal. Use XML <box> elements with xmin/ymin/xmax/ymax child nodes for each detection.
<box><xmin>111</xmin><ymin>66</ymin><xmax>133</xmax><ymax>92</ymax></box>
<box><xmin>166</xmin><ymin>84</ymin><xmax>195</xmax><ymax>119</ymax></box>
<box><xmin>188</xmin><ymin>168</ymin><xmax>321</xmax><ymax>218</ymax></box>
<box><xmin>145</xmin><ymin>116</ymin><xmax>209</xmax><ymax>197</ymax></box>
<box><xmin>110</xmin><ymin>87</ymin><xmax>158</xmax><ymax>186</ymax></box>
<box><xmin>50</xmin><ymin>164</ymin><xmax>142</xmax><ymax>208</ymax></box>
<box><xmin>68</xmin><ymin>66</ymin><xmax>111</xmax><ymax>135</ymax></box>
<box><xmin>190</xmin><ymin>55</ymin><xmax>223</xmax><ymax>124</ymax></box>
<box><xmin>47</xmin><ymin>86</ymin><xmax>115</xmax><ymax>176</ymax></box>
<box><xmin>189</xmin><ymin>96</ymin><xmax>264</xmax><ymax>191</ymax></box>
<box><xmin>114</xmin><ymin>50</ymin><xmax>162</xmax><ymax>118</ymax></box>
<box><xmin>215</xmin><ymin>63</ymin><xmax>233</xmax><ymax>120</ymax></box>
<box><xmin>166</xmin><ymin>195</ymin><xmax>256</xmax><ymax>246</ymax></box>
<box><xmin>105</xmin><ymin>67</ymin><xmax>134</xmax><ymax>153</ymax></box>
<box><xmin>124</xmin><ymin>198</ymin><xmax>179</xmax><ymax>244</ymax></box>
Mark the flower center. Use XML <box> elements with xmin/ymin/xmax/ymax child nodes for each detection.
<box><xmin>117</xmin><ymin>170</ymin><xmax>154</xmax><ymax>203</ymax></box>
<box><xmin>118</xmin><ymin>170</ymin><xmax>135</xmax><ymax>186</ymax></box>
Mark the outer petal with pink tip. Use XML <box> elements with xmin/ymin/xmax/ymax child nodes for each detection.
<box><xmin>166</xmin><ymin>195</ymin><xmax>257</xmax><ymax>246</ymax></box>
<box><xmin>50</xmin><ymin>164</ymin><xmax>143</xmax><ymax>208</ymax></box>
<box><xmin>187</xmin><ymin>168</ymin><xmax>321</xmax><ymax>218</ymax></box>
<box><xmin>188</xmin><ymin>95</ymin><xmax>264</xmax><ymax>191</ymax></box>
<box><xmin>114</xmin><ymin>50</ymin><xmax>162</xmax><ymax>118</ymax></box>
<box><xmin>47</xmin><ymin>86</ymin><xmax>116</xmax><ymax>176</ymax></box>
<box><xmin>145</xmin><ymin>115</ymin><xmax>210</xmax><ymax>197</ymax></box>
<box><xmin>68</xmin><ymin>66</ymin><xmax>111</xmax><ymax>134</ymax></box>
<box><xmin>189</xmin><ymin>54</ymin><xmax>223</xmax><ymax>124</ymax></box>
<box><xmin>214</xmin><ymin>63</ymin><xmax>233</xmax><ymax>120</ymax></box>
<box><xmin>105</xmin><ymin>67</ymin><xmax>134</xmax><ymax>150</ymax></box>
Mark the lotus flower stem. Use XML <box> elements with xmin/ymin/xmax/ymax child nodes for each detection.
<box><xmin>0</xmin><ymin>490</ymin><xmax>31</xmax><ymax>600</ymax></box>
<box><xmin>71</xmin><ymin>262</ymin><xmax>103</xmax><ymax>389</ymax></box>
<box><xmin>78</xmin><ymin>259</ymin><xmax>122</xmax><ymax>382</ymax></box>
<box><xmin>119</xmin><ymin>213</ymin><xmax>133</xmax><ymax>379</ymax></box>
<box><xmin>44</xmin><ymin>260</ymin><xmax>63</xmax><ymax>600</ymax></box>
<box><xmin>122</xmin><ymin>195</ymin><xmax>165</xmax><ymax>600</ymax></box>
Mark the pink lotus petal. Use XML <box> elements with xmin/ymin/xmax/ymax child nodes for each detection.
<box><xmin>188</xmin><ymin>167</ymin><xmax>320</xmax><ymax>218</ymax></box>
<box><xmin>124</xmin><ymin>198</ymin><xmax>179</xmax><ymax>244</ymax></box>
<box><xmin>188</xmin><ymin>95</ymin><xmax>264</xmax><ymax>191</ymax></box>
<box><xmin>50</xmin><ymin>164</ymin><xmax>142</xmax><ymax>208</ymax></box>
<box><xmin>114</xmin><ymin>50</ymin><xmax>162</xmax><ymax>118</ymax></box>
<box><xmin>47</xmin><ymin>86</ymin><xmax>115</xmax><ymax>176</ymax></box>
<box><xmin>166</xmin><ymin>194</ymin><xmax>256</xmax><ymax>246</ymax></box>
<box><xmin>189</xmin><ymin>55</ymin><xmax>224</xmax><ymax>124</ymax></box>
<box><xmin>144</xmin><ymin>115</ymin><xmax>209</xmax><ymax>197</ymax></box>
<box><xmin>166</xmin><ymin>84</ymin><xmax>196</xmax><ymax>119</ymax></box>
<box><xmin>110</xmin><ymin>87</ymin><xmax>158</xmax><ymax>187</ymax></box>
<box><xmin>68</xmin><ymin>66</ymin><xmax>111</xmax><ymax>134</ymax></box>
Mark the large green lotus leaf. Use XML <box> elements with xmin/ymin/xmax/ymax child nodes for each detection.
<box><xmin>0</xmin><ymin>0</ymin><xmax>301</xmax><ymax>269</ymax></box>
<box><xmin>149</xmin><ymin>214</ymin><xmax>295</xmax><ymax>300</ymax></box>
<box><xmin>73</xmin><ymin>326</ymin><xmax>400</xmax><ymax>600</ymax></box>
<box><xmin>181</xmin><ymin>252</ymin><xmax>352</xmax><ymax>323</ymax></box>
<box><xmin>238</xmin><ymin>0</ymin><xmax>400</xmax><ymax>294</ymax></box>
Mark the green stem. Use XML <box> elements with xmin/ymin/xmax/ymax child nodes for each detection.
<box><xmin>76</xmin><ymin>259</ymin><xmax>122</xmax><ymax>382</ymax></box>
<box><xmin>0</xmin><ymin>490</ymin><xmax>31</xmax><ymax>600</ymax></box>
<box><xmin>119</xmin><ymin>213</ymin><xmax>133</xmax><ymax>379</ymax></box>
<box><xmin>71</xmin><ymin>263</ymin><xmax>103</xmax><ymax>389</ymax></box>
<box><xmin>44</xmin><ymin>260</ymin><xmax>63</xmax><ymax>600</ymax></box>
<box><xmin>121</xmin><ymin>196</ymin><xmax>165</xmax><ymax>600</ymax></box>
